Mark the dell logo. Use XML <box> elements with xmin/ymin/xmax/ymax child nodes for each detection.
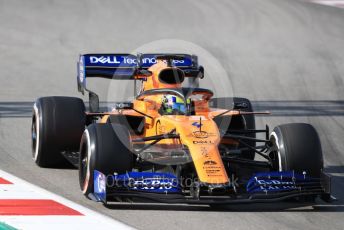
<box><xmin>89</xmin><ymin>56</ymin><xmax>121</xmax><ymax>64</ymax></box>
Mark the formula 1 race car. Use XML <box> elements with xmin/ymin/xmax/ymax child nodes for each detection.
<box><xmin>31</xmin><ymin>53</ymin><xmax>332</xmax><ymax>205</ymax></box>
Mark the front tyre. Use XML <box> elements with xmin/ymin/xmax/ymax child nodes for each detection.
<box><xmin>79</xmin><ymin>123</ymin><xmax>133</xmax><ymax>196</ymax></box>
<box><xmin>269</xmin><ymin>123</ymin><xmax>323</xmax><ymax>177</ymax></box>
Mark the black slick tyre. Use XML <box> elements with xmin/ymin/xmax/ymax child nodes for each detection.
<box><xmin>269</xmin><ymin>123</ymin><xmax>323</xmax><ymax>178</ymax></box>
<box><xmin>79</xmin><ymin>123</ymin><xmax>133</xmax><ymax>196</ymax></box>
<box><xmin>31</xmin><ymin>96</ymin><xmax>85</xmax><ymax>167</ymax></box>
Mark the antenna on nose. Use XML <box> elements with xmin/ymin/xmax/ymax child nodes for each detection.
<box><xmin>199</xmin><ymin>116</ymin><xmax>202</xmax><ymax>132</ymax></box>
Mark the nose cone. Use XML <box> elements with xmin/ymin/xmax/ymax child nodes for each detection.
<box><xmin>161</xmin><ymin>115</ymin><xmax>229</xmax><ymax>184</ymax></box>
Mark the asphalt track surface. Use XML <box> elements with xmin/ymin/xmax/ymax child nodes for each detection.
<box><xmin>1</xmin><ymin>0</ymin><xmax>344</xmax><ymax>229</ymax></box>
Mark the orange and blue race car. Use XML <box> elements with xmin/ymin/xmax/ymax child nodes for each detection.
<box><xmin>31</xmin><ymin>53</ymin><xmax>332</xmax><ymax>205</ymax></box>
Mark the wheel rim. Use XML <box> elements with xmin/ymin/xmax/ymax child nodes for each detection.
<box><xmin>32</xmin><ymin>103</ymin><xmax>40</xmax><ymax>161</ymax></box>
<box><xmin>80</xmin><ymin>130</ymin><xmax>91</xmax><ymax>194</ymax></box>
<box><xmin>31</xmin><ymin>116</ymin><xmax>37</xmax><ymax>156</ymax></box>
<box><xmin>269</xmin><ymin>132</ymin><xmax>282</xmax><ymax>171</ymax></box>
<box><xmin>80</xmin><ymin>143</ymin><xmax>88</xmax><ymax>189</ymax></box>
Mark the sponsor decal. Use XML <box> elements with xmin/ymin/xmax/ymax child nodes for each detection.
<box><xmin>192</xmin><ymin>131</ymin><xmax>208</xmax><ymax>138</ymax></box>
<box><xmin>192</xmin><ymin>122</ymin><xmax>203</xmax><ymax>128</ymax></box>
<box><xmin>193</xmin><ymin>140</ymin><xmax>214</xmax><ymax>145</ymax></box>
<box><xmin>128</xmin><ymin>178</ymin><xmax>175</xmax><ymax>190</ymax></box>
<box><xmin>141</xmin><ymin>57</ymin><xmax>185</xmax><ymax>65</ymax></box>
<box><xmin>110</xmin><ymin>172</ymin><xmax>181</xmax><ymax>193</ymax></box>
<box><xmin>200</xmin><ymin>147</ymin><xmax>209</xmax><ymax>158</ymax></box>
<box><xmin>204</xmin><ymin>160</ymin><xmax>217</xmax><ymax>165</ymax></box>
<box><xmin>205</xmin><ymin>169</ymin><xmax>220</xmax><ymax>172</ymax></box>
<box><xmin>257</xmin><ymin>180</ymin><xmax>294</xmax><ymax>185</ymax></box>
<box><xmin>90</xmin><ymin>56</ymin><xmax>122</xmax><ymax>64</ymax></box>
<box><xmin>141</xmin><ymin>57</ymin><xmax>157</xmax><ymax>65</ymax></box>
<box><xmin>86</xmin><ymin>55</ymin><xmax>137</xmax><ymax>66</ymax></box>
<box><xmin>206</xmin><ymin>174</ymin><xmax>223</xmax><ymax>177</ymax></box>
<box><xmin>187</xmin><ymin>131</ymin><xmax>216</xmax><ymax>139</ymax></box>
<box><xmin>254</xmin><ymin>179</ymin><xmax>296</xmax><ymax>191</ymax></box>
<box><xmin>140</xmin><ymin>54</ymin><xmax>191</xmax><ymax>68</ymax></box>
<box><xmin>246</xmin><ymin>171</ymin><xmax>311</xmax><ymax>193</ymax></box>
<box><xmin>202</xmin><ymin>159</ymin><xmax>222</xmax><ymax>176</ymax></box>
<box><xmin>85</xmin><ymin>54</ymin><xmax>192</xmax><ymax>67</ymax></box>
<box><xmin>203</xmin><ymin>165</ymin><xmax>221</xmax><ymax>171</ymax></box>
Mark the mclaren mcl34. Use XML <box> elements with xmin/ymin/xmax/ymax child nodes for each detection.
<box><xmin>31</xmin><ymin>54</ymin><xmax>332</xmax><ymax>205</ymax></box>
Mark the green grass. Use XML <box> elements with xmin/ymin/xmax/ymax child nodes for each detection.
<box><xmin>0</xmin><ymin>222</ymin><xmax>17</xmax><ymax>230</ymax></box>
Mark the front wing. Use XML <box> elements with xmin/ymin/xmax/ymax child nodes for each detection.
<box><xmin>92</xmin><ymin>170</ymin><xmax>332</xmax><ymax>204</ymax></box>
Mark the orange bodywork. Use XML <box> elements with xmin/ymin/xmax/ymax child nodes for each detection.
<box><xmin>93</xmin><ymin>61</ymin><xmax>267</xmax><ymax>185</ymax></box>
<box><xmin>151</xmin><ymin>115</ymin><xmax>229</xmax><ymax>184</ymax></box>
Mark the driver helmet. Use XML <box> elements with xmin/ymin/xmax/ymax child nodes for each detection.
<box><xmin>160</xmin><ymin>95</ymin><xmax>191</xmax><ymax>115</ymax></box>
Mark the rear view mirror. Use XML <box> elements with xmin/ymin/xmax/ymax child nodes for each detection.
<box><xmin>114</xmin><ymin>102</ymin><xmax>133</xmax><ymax>110</ymax></box>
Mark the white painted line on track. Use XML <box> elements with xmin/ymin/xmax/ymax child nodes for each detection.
<box><xmin>0</xmin><ymin>169</ymin><xmax>134</xmax><ymax>230</ymax></box>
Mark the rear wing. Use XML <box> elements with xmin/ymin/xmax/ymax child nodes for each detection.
<box><xmin>77</xmin><ymin>53</ymin><xmax>200</xmax><ymax>93</ymax></box>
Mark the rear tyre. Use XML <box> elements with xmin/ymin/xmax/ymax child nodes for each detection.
<box><xmin>269</xmin><ymin>123</ymin><xmax>323</xmax><ymax>177</ymax></box>
<box><xmin>32</xmin><ymin>97</ymin><xmax>85</xmax><ymax>167</ymax></box>
<box><xmin>79</xmin><ymin>123</ymin><xmax>133</xmax><ymax>196</ymax></box>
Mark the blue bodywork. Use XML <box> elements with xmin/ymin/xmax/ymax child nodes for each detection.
<box><xmin>94</xmin><ymin>170</ymin><xmax>181</xmax><ymax>202</ymax></box>
<box><xmin>93</xmin><ymin>170</ymin><xmax>324</xmax><ymax>203</ymax></box>
<box><xmin>246</xmin><ymin>171</ymin><xmax>316</xmax><ymax>193</ymax></box>
<box><xmin>94</xmin><ymin>170</ymin><xmax>107</xmax><ymax>202</ymax></box>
